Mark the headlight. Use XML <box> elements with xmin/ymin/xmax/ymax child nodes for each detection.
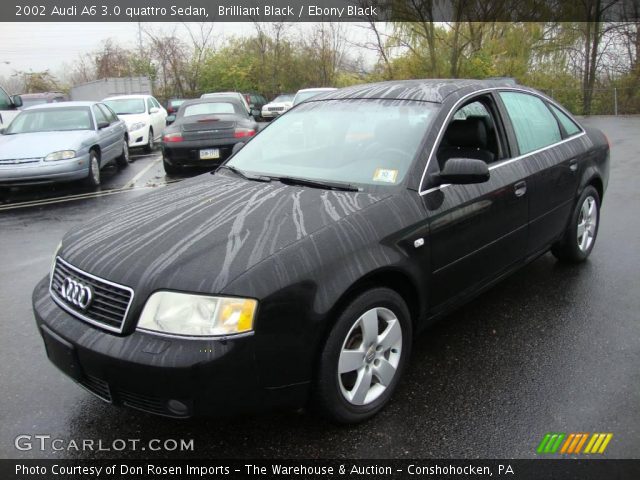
<box><xmin>128</xmin><ymin>122</ymin><xmax>146</xmax><ymax>132</ymax></box>
<box><xmin>50</xmin><ymin>242</ymin><xmax>61</xmax><ymax>277</ymax></box>
<box><xmin>137</xmin><ymin>291</ymin><xmax>257</xmax><ymax>337</ymax></box>
<box><xmin>44</xmin><ymin>150</ymin><xmax>75</xmax><ymax>161</ymax></box>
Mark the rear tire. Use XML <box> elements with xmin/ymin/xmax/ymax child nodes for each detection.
<box><xmin>84</xmin><ymin>150</ymin><xmax>101</xmax><ymax>187</ymax></box>
<box><xmin>313</xmin><ymin>287</ymin><xmax>412</xmax><ymax>424</ymax></box>
<box><xmin>551</xmin><ymin>185</ymin><xmax>600</xmax><ymax>263</ymax></box>
<box><xmin>144</xmin><ymin>128</ymin><xmax>155</xmax><ymax>153</ymax></box>
<box><xmin>116</xmin><ymin>138</ymin><xmax>130</xmax><ymax>167</ymax></box>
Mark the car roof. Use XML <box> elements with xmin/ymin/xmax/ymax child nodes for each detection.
<box><xmin>20</xmin><ymin>92</ymin><xmax>66</xmax><ymax>98</ymax></box>
<box><xmin>23</xmin><ymin>101</ymin><xmax>96</xmax><ymax>109</ymax></box>
<box><xmin>180</xmin><ymin>97</ymin><xmax>244</xmax><ymax>108</ymax></box>
<box><xmin>297</xmin><ymin>88</ymin><xmax>337</xmax><ymax>93</ymax></box>
<box><xmin>317</xmin><ymin>78</ymin><xmax>527</xmax><ymax>104</ymax></box>
<box><xmin>104</xmin><ymin>95</ymin><xmax>151</xmax><ymax>100</ymax></box>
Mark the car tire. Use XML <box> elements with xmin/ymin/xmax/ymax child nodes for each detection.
<box><xmin>313</xmin><ymin>287</ymin><xmax>412</xmax><ymax>424</ymax></box>
<box><xmin>116</xmin><ymin>138</ymin><xmax>130</xmax><ymax>167</ymax></box>
<box><xmin>551</xmin><ymin>185</ymin><xmax>600</xmax><ymax>263</ymax></box>
<box><xmin>144</xmin><ymin>128</ymin><xmax>154</xmax><ymax>153</ymax></box>
<box><xmin>84</xmin><ymin>150</ymin><xmax>101</xmax><ymax>187</ymax></box>
<box><xmin>163</xmin><ymin>158</ymin><xmax>181</xmax><ymax>175</ymax></box>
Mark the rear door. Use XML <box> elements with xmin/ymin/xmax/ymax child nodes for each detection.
<box><xmin>422</xmin><ymin>93</ymin><xmax>530</xmax><ymax>310</ymax></box>
<box><xmin>497</xmin><ymin>91</ymin><xmax>584</xmax><ymax>255</ymax></box>
<box><xmin>92</xmin><ymin>104</ymin><xmax>118</xmax><ymax>162</ymax></box>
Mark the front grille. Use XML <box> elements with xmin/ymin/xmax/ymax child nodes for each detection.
<box><xmin>0</xmin><ymin>158</ymin><xmax>40</xmax><ymax>165</ymax></box>
<box><xmin>268</xmin><ymin>106</ymin><xmax>284</xmax><ymax>112</ymax></box>
<box><xmin>50</xmin><ymin>257</ymin><xmax>134</xmax><ymax>334</ymax></box>
<box><xmin>80</xmin><ymin>374</ymin><xmax>112</xmax><ymax>402</ymax></box>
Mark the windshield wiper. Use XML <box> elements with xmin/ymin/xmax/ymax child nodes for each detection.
<box><xmin>274</xmin><ymin>176</ymin><xmax>360</xmax><ymax>192</ymax></box>
<box><xmin>216</xmin><ymin>164</ymin><xmax>271</xmax><ymax>182</ymax></box>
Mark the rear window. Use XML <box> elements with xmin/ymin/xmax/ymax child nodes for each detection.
<box><xmin>549</xmin><ymin>104</ymin><xmax>581</xmax><ymax>137</ymax></box>
<box><xmin>183</xmin><ymin>103</ymin><xmax>237</xmax><ymax>116</ymax></box>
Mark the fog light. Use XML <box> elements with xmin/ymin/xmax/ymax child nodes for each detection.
<box><xmin>167</xmin><ymin>399</ymin><xmax>189</xmax><ymax>416</ymax></box>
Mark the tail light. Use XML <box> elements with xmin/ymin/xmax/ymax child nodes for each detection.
<box><xmin>163</xmin><ymin>132</ymin><xmax>183</xmax><ymax>143</ymax></box>
<box><xmin>234</xmin><ymin>128</ymin><xmax>256</xmax><ymax>139</ymax></box>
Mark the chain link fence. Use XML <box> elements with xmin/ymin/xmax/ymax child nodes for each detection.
<box><xmin>539</xmin><ymin>86</ymin><xmax>640</xmax><ymax>116</ymax></box>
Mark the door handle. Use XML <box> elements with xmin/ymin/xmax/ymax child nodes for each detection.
<box><xmin>514</xmin><ymin>181</ymin><xmax>527</xmax><ymax>197</ymax></box>
<box><xmin>569</xmin><ymin>159</ymin><xmax>578</xmax><ymax>172</ymax></box>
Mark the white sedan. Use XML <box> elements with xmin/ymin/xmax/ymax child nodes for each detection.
<box><xmin>261</xmin><ymin>94</ymin><xmax>294</xmax><ymax>120</ymax></box>
<box><xmin>103</xmin><ymin>95</ymin><xmax>166</xmax><ymax>152</ymax></box>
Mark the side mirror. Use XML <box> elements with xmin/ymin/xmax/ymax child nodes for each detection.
<box><xmin>149</xmin><ymin>107</ymin><xmax>160</xmax><ymax>114</ymax></box>
<box><xmin>0</xmin><ymin>128</ymin><xmax>5</xmax><ymax>135</ymax></box>
<box><xmin>97</xmin><ymin>120</ymin><xmax>110</xmax><ymax>130</ymax></box>
<box><xmin>232</xmin><ymin>142</ymin><xmax>245</xmax><ymax>155</ymax></box>
<box><xmin>434</xmin><ymin>158</ymin><xmax>490</xmax><ymax>185</ymax></box>
<box><xmin>251</xmin><ymin>109</ymin><xmax>261</xmax><ymax>119</ymax></box>
<box><xmin>166</xmin><ymin>114</ymin><xmax>176</xmax><ymax>126</ymax></box>
<box><xmin>11</xmin><ymin>95</ymin><xmax>22</xmax><ymax>108</ymax></box>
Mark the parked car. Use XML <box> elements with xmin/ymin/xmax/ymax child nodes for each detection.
<box><xmin>0</xmin><ymin>86</ymin><xmax>22</xmax><ymax>129</ymax></box>
<box><xmin>243</xmin><ymin>92</ymin><xmax>267</xmax><ymax>118</ymax></box>
<box><xmin>160</xmin><ymin>96</ymin><xmax>258</xmax><ymax>174</ymax></box>
<box><xmin>19</xmin><ymin>92</ymin><xmax>69</xmax><ymax>108</ymax></box>
<box><xmin>292</xmin><ymin>87</ymin><xmax>337</xmax><ymax>106</ymax></box>
<box><xmin>0</xmin><ymin>101</ymin><xmax>128</xmax><ymax>187</ymax></box>
<box><xmin>33</xmin><ymin>79</ymin><xmax>609</xmax><ymax>423</ymax></box>
<box><xmin>261</xmin><ymin>93</ymin><xmax>295</xmax><ymax>120</ymax></box>
<box><xmin>103</xmin><ymin>94</ymin><xmax>166</xmax><ymax>153</ymax></box>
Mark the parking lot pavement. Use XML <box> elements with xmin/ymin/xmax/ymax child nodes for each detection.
<box><xmin>0</xmin><ymin>117</ymin><xmax>638</xmax><ymax>460</ymax></box>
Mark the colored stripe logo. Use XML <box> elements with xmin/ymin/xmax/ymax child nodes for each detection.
<box><xmin>537</xmin><ymin>433</ymin><xmax>613</xmax><ymax>454</ymax></box>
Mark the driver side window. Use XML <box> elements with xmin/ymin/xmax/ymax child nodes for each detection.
<box><xmin>437</xmin><ymin>98</ymin><xmax>504</xmax><ymax>170</ymax></box>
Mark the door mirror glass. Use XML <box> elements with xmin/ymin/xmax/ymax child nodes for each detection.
<box><xmin>166</xmin><ymin>114</ymin><xmax>176</xmax><ymax>126</ymax></box>
<box><xmin>436</xmin><ymin>158</ymin><xmax>490</xmax><ymax>185</ymax></box>
<box><xmin>251</xmin><ymin>109</ymin><xmax>261</xmax><ymax>118</ymax></box>
<box><xmin>149</xmin><ymin>107</ymin><xmax>160</xmax><ymax>114</ymax></box>
<box><xmin>0</xmin><ymin>127</ymin><xmax>5</xmax><ymax>135</ymax></box>
<box><xmin>97</xmin><ymin>120</ymin><xmax>110</xmax><ymax>129</ymax></box>
<box><xmin>12</xmin><ymin>95</ymin><xmax>23</xmax><ymax>108</ymax></box>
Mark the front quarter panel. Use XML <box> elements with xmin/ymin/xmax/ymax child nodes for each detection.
<box><xmin>222</xmin><ymin>192</ymin><xmax>429</xmax><ymax>388</ymax></box>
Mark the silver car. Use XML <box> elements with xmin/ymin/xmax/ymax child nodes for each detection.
<box><xmin>0</xmin><ymin>101</ymin><xmax>128</xmax><ymax>187</ymax></box>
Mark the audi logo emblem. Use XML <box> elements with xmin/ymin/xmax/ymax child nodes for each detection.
<box><xmin>59</xmin><ymin>277</ymin><xmax>94</xmax><ymax>311</ymax></box>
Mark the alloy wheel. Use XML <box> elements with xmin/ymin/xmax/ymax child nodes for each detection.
<box><xmin>338</xmin><ymin>307</ymin><xmax>402</xmax><ymax>406</ymax></box>
<box><xmin>577</xmin><ymin>195</ymin><xmax>597</xmax><ymax>252</ymax></box>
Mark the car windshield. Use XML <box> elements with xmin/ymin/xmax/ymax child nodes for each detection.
<box><xmin>183</xmin><ymin>102</ymin><xmax>237</xmax><ymax>117</ymax></box>
<box><xmin>104</xmin><ymin>98</ymin><xmax>145</xmax><ymax>115</ymax></box>
<box><xmin>273</xmin><ymin>94</ymin><xmax>294</xmax><ymax>103</ymax></box>
<box><xmin>227</xmin><ymin>99</ymin><xmax>438</xmax><ymax>188</ymax></box>
<box><xmin>6</xmin><ymin>107</ymin><xmax>93</xmax><ymax>133</ymax></box>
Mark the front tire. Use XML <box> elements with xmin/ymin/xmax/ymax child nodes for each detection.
<box><xmin>313</xmin><ymin>287</ymin><xmax>412</xmax><ymax>423</ymax></box>
<box><xmin>144</xmin><ymin>128</ymin><xmax>155</xmax><ymax>153</ymax></box>
<box><xmin>84</xmin><ymin>150</ymin><xmax>101</xmax><ymax>187</ymax></box>
<box><xmin>552</xmin><ymin>185</ymin><xmax>600</xmax><ymax>262</ymax></box>
<box><xmin>116</xmin><ymin>138</ymin><xmax>130</xmax><ymax>167</ymax></box>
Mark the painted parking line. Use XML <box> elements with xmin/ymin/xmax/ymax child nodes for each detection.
<box><xmin>124</xmin><ymin>156</ymin><xmax>161</xmax><ymax>188</ymax></box>
<box><xmin>0</xmin><ymin>181</ymin><xmax>179</xmax><ymax>212</ymax></box>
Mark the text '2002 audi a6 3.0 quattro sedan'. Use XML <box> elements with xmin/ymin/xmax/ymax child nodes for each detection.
<box><xmin>33</xmin><ymin>79</ymin><xmax>609</xmax><ymax>423</ymax></box>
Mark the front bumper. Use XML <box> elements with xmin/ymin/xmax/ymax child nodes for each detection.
<box><xmin>127</xmin><ymin>126</ymin><xmax>150</xmax><ymax>148</ymax></box>
<box><xmin>0</xmin><ymin>154</ymin><xmax>90</xmax><ymax>185</ymax></box>
<box><xmin>162</xmin><ymin>140</ymin><xmax>237</xmax><ymax>168</ymax></box>
<box><xmin>32</xmin><ymin>277</ymin><xmax>265</xmax><ymax>418</ymax></box>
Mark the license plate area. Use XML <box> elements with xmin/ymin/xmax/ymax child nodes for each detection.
<box><xmin>40</xmin><ymin>324</ymin><xmax>83</xmax><ymax>381</ymax></box>
<box><xmin>199</xmin><ymin>148</ymin><xmax>220</xmax><ymax>160</ymax></box>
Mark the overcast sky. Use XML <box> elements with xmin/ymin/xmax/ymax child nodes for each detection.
<box><xmin>0</xmin><ymin>22</ymin><xmax>377</xmax><ymax>81</ymax></box>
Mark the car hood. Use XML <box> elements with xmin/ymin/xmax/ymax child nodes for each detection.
<box><xmin>263</xmin><ymin>102</ymin><xmax>292</xmax><ymax>109</ymax></box>
<box><xmin>117</xmin><ymin>113</ymin><xmax>148</xmax><ymax>126</ymax></box>
<box><xmin>59</xmin><ymin>173</ymin><xmax>389</xmax><ymax>295</ymax></box>
<box><xmin>0</xmin><ymin>131</ymin><xmax>94</xmax><ymax>159</ymax></box>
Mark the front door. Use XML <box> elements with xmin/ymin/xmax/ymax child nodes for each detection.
<box><xmin>422</xmin><ymin>94</ymin><xmax>529</xmax><ymax>310</ymax></box>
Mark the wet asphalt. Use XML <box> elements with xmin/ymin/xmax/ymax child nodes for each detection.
<box><xmin>0</xmin><ymin>117</ymin><xmax>638</xmax><ymax>460</ymax></box>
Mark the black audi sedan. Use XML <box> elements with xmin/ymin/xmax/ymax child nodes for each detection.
<box><xmin>160</xmin><ymin>96</ymin><xmax>258</xmax><ymax>174</ymax></box>
<box><xmin>33</xmin><ymin>79</ymin><xmax>609</xmax><ymax>423</ymax></box>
